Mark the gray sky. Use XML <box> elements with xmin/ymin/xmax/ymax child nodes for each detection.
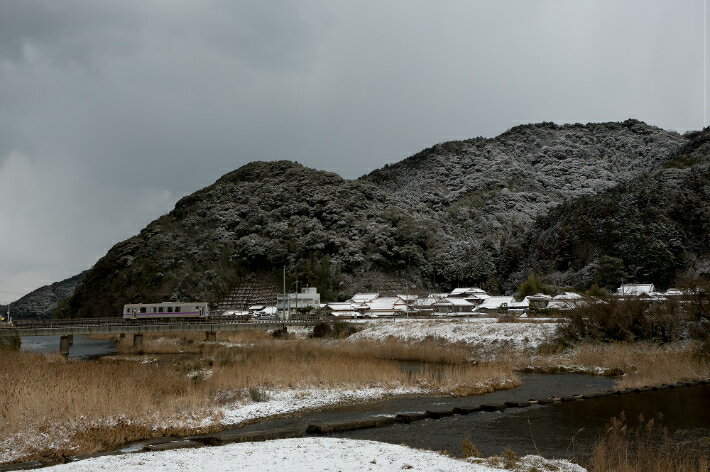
<box><xmin>0</xmin><ymin>0</ymin><xmax>707</xmax><ymax>303</ymax></box>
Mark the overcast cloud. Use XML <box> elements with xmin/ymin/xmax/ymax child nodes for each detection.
<box><xmin>0</xmin><ymin>0</ymin><xmax>706</xmax><ymax>302</ymax></box>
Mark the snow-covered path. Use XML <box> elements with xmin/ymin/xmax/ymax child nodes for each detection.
<box><xmin>40</xmin><ymin>438</ymin><xmax>586</xmax><ymax>472</ymax></box>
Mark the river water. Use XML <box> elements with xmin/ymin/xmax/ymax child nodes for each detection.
<box><xmin>229</xmin><ymin>374</ymin><xmax>708</xmax><ymax>462</ymax></box>
<box><xmin>337</xmin><ymin>384</ymin><xmax>709</xmax><ymax>461</ymax></box>
<box><xmin>21</xmin><ymin>334</ymin><xmax>117</xmax><ymax>359</ymax></box>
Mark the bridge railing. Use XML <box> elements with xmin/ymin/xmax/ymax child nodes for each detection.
<box><xmin>9</xmin><ymin>317</ymin><xmax>322</xmax><ymax>329</ymax></box>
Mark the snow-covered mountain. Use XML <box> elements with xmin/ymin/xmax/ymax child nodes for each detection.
<box><xmin>52</xmin><ymin>120</ymin><xmax>707</xmax><ymax>318</ymax></box>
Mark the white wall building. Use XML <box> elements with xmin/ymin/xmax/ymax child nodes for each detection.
<box><xmin>616</xmin><ymin>284</ymin><xmax>656</xmax><ymax>297</ymax></box>
<box><xmin>277</xmin><ymin>287</ymin><xmax>321</xmax><ymax>319</ymax></box>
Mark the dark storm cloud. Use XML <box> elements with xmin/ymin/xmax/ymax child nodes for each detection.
<box><xmin>0</xmin><ymin>0</ymin><xmax>705</xmax><ymax>302</ymax></box>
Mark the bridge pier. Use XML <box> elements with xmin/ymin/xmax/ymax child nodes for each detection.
<box><xmin>67</xmin><ymin>334</ymin><xmax>74</xmax><ymax>346</ymax></box>
<box><xmin>133</xmin><ymin>333</ymin><xmax>144</xmax><ymax>351</ymax></box>
<box><xmin>119</xmin><ymin>333</ymin><xmax>126</xmax><ymax>340</ymax></box>
<box><xmin>205</xmin><ymin>331</ymin><xmax>217</xmax><ymax>342</ymax></box>
<box><xmin>59</xmin><ymin>335</ymin><xmax>71</xmax><ymax>356</ymax></box>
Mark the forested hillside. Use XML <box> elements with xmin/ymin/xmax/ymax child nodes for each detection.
<box><xmin>54</xmin><ymin>120</ymin><xmax>707</xmax><ymax>318</ymax></box>
<box><xmin>509</xmin><ymin>128</ymin><xmax>710</xmax><ymax>290</ymax></box>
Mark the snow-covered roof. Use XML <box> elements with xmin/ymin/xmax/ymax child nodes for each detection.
<box><xmin>436</xmin><ymin>297</ymin><xmax>474</xmax><ymax>307</ymax></box>
<box><xmin>474</xmin><ymin>296</ymin><xmax>515</xmax><ymax>311</ymax></box>
<box><xmin>427</xmin><ymin>293</ymin><xmax>449</xmax><ymax>299</ymax></box>
<box><xmin>449</xmin><ymin>287</ymin><xmax>489</xmax><ymax>297</ymax></box>
<box><xmin>367</xmin><ymin>297</ymin><xmax>407</xmax><ymax>311</ymax></box>
<box><xmin>351</xmin><ymin>293</ymin><xmax>379</xmax><ymax>303</ymax></box>
<box><xmin>527</xmin><ymin>293</ymin><xmax>552</xmax><ymax>301</ymax></box>
<box><xmin>397</xmin><ymin>294</ymin><xmax>419</xmax><ymax>301</ymax></box>
<box><xmin>616</xmin><ymin>284</ymin><xmax>655</xmax><ymax>296</ymax></box>
<box><xmin>330</xmin><ymin>311</ymin><xmax>361</xmax><ymax>317</ymax></box>
<box><xmin>450</xmin><ymin>288</ymin><xmax>472</xmax><ymax>296</ymax></box>
<box><xmin>464</xmin><ymin>293</ymin><xmax>490</xmax><ymax>301</ymax></box>
<box><xmin>327</xmin><ymin>302</ymin><xmax>356</xmax><ymax>311</ymax></box>
<box><xmin>222</xmin><ymin>310</ymin><xmax>250</xmax><ymax>316</ymax></box>
<box><xmin>664</xmin><ymin>288</ymin><xmax>684</xmax><ymax>296</ymax></box>
<box><xmin>248</xmin><ymin>305</ymin><xmax>265</xmax><ymax>311</ymax></box>
<box><xmin>553</xmin><ymin>292</ymin><xmax>583</xmax><ymax>300</ymax></box>
<box><xmin>547</xmin><ymin>293</ymin><xmax>585</xmax><ymax>310</ymax></box>
<box><xmin>262</xmin><ymin>306</ymin><xmax>277</xmax><ymax>315</ymax></box>
<box><xmin>412</xmin><ymin>297</ymin><xmax>437</xmax><ymax>307</ymax></box>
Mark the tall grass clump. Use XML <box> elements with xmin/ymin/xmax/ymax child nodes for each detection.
<box><xmin>587</xmin><ymin>414</ymin><xmax>708</xmax><ymax>472</ymax></box>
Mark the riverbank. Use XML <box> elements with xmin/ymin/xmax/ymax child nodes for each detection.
<box><xmin>34</xmin><ymin>438</ymin><xmax>587</xmax><ymax>472</ymax></box>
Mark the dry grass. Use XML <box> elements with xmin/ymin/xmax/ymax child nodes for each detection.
<box><xmin>568</xmin><ymin>343</ymin><xmax>709</xmax><ymax>389</ymax></box>
<box><xmin>586</xmin><ymin>414</ymin><xmax>709</xmax><ymax>472</ymax></box>
<box><xmin>1</xmin><ymin>337</ymin><xmax>516</xmax><ymax>463</ymax></box>
<box><xmin>520</xmin><ymin>342</ymin><xmax>710</xmax><ymax>388</ymax></box>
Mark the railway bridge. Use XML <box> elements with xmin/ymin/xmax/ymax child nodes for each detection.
<box><xmin>0</xmin><ymin>317</ymin><xmax>321</xmax><ymax>355</ymax></box>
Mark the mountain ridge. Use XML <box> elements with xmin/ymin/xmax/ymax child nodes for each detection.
<box><xmin>30</xmin><ymin>120</ymin><xmax>706</xmax><ymax>318</ymax></box>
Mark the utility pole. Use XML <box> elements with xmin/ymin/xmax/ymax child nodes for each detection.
<box><xmin>282</xmin><ymin>265</ymin><xmax>286</xmax><ymax>320</ymax></box>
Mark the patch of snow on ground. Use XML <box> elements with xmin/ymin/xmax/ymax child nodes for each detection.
<box><xmin>350</xmin><ymin>319</ymin><xmax>559</xmax><ymax>350</ymax></box>
<box><xmin>218</xmin><ymin>386</ymin><xmax>424</xmax><ymax>425</ymax></box>
<box><xmin>39</xmin><ymin>438</ymin><xmax>588</xmax><ymax>472</ymax></box>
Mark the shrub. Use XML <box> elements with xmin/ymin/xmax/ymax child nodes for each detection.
<box><xmin>248</xmin><ymin>387</ymin><xmax>269</xmax><ymax>402</ymax></box>
<box><xmin>0</xmin><ymin>335</ymin><xmax>20</xmax><ymax>351</ymax></box>
<box><xmin>516</xmin><ymin>275</ymin><xmax>554</xmax><ymax>299</ymax></box>
<box><xmin>312</xmin><ymin>321</ymin><xmax>358</xmax><ymax>339</ymax></box>
<box><xmin>271</xmin><ymin>327</ymin><xmax>289</xmax><ymax>339</ymax></box>
<box><xmin>560</xmin><ymin>297</ymin><xmax>689</xmax><ymax>343</ymax></box>
<box><xmin>460</xmin><ymin>437</ymin><xmax>482</xmax><ymax>458</ymax></box>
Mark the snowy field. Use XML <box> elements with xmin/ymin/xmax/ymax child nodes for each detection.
<box><xmin>350</xmin><ymin>319</ymin><xmax>560</xmax><ymax>351</ymax></box>
<box><xmin>41</xmin><ymin>438</ymin><xmax>587</xmax><ymax>472</ymax></box>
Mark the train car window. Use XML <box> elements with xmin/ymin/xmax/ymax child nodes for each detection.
<box><xmin>152</xmin><ymin>307</ymin><xmax>157</xmax><ymax>313</ymax></box>
<box><xmin>175</xmin><ymin>306</ymin><xmax>181</xmax><ymax>312</ymax></box>
<box><xmin>158</xmin><ymin>307</ymin><xmax>164</xmax><ymax>313</ymax></box>
<box><xmin>140</xmin><ymin>307</ymin><xmax>147</xmax><ymax>313</ymax></box>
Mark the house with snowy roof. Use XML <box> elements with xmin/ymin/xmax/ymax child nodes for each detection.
<box><xmin>326</xmin><ymin>302</ymin><xmax>363</xmax><ymax>318</ymax></box>
<box><xmin>431</xmin><ymin>297</ymin><xmax>474</xmax><ymax>314</ymax></box>
<box><xmin>366</xmin><ymin>296</ymin><xmax>408</xmax><ymax>316</ymax></box>
<box><xmin>547</xmin><ymin>292</ymin><xmax>585</xmax><ymax>310</ymax></box>
<box><xmin>474</xmin><ymin>296</ymin><xmax>515</xmax><ymax>312</ymax></box>
<box><xmin>615</xmin><ymin>284</ymin><xmax>656</xmax><ymax>297</ymax></box>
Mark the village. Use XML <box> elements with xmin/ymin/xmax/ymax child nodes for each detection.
<box><xmin>225</xmin><ymin>283</ymin><xmax>684</xmax><ymax>320</ymax></box>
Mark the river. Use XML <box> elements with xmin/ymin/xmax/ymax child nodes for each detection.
<box><xmin>21</xmin><ymin>334</ymin><xmax>117</xmax><ymax>359</ymax></box>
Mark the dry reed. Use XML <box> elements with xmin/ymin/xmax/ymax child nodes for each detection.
<box><xmin>1</xmin><ymin>337</ymin><xmax>516</xmax><ymax>463</ymax></box>
<box><xmin>568</xmin><ymin>342</ymin><xmax>709</xmax><ymax>388</ymax></box>
<box><xmin>586</xmin><ymin>414</ymin><xmax>709</xmax><ymax>472</ymax></box>
<box><xmin>521</xmin><ymin>342</ymin><xmax>709</xmax><ymax>388</ymax></box>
